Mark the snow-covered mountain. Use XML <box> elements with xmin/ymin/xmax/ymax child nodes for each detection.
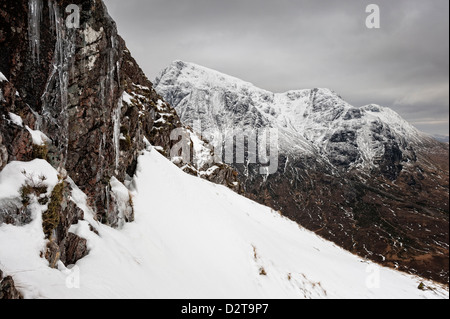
<box><xmin>155</xmin><ymin>61</ymin><xmax>449</xmax><ymax>285</ymax></box>
<box><xmin>155</xmin><ymin>61</ymin><xmax>434</xmax><ymax>174</ymax></box>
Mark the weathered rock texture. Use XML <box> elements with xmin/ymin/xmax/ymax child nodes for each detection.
<box><xmin>0</xmin><ymin>270</ymin><xmax>23</xmax><ymax>299</ymax></box>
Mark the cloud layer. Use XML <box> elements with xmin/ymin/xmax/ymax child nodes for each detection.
<box><xmin>104</xmin><ymin>0</ymin><xmax>449</xmax><ymax>135</ymax></box>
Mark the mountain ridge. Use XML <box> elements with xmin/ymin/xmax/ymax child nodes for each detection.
<box><xmin>155</xmin><ymin>60</ymin><xmax>435</xmax><ymax>144</ymax></box>
<box><xmin>155</xmin><ymin>60</ymin><xmax>436</xmax><ymax>172</ymax></box>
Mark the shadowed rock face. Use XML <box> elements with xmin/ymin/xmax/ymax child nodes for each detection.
<box><xmin>0</xmin><ymin>0</ymin><xmax>241</xmax><ymax>289</ymax></box>
<box><xmin>1</xmin><ymin>0</ymin><xmax>146</xmax><ymax>220</ymax></box>
<box><xmin>155</xmin><ymin>61</ymin><xmax>449</xmax><ymax>285</ymax></box>
<box><xmin>0</xmin><ymin>270</ymin><xmax>23</xmax><ymax>299</ymax></box>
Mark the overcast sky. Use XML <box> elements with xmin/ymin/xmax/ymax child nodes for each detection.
<box><xmin>104</xmin><ymin>0</ymin><xmax>449</xmax><ymax>136</ymax></box>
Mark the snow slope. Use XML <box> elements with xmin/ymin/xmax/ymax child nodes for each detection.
<box><xmin>0</xmin><ymin>148</ymin><xmax>448</xmax><ymax>299</ymax></box>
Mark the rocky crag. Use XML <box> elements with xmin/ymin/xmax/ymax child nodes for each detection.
<box><xmin>0</xmin><ymin>0</ymin><xmax>239</xmax><ymax>297</ymax></box>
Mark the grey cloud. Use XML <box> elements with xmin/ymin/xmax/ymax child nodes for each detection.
<box><xmin>104</xmin><ymin>0</ymin><xmax>449</xmax><ymax>135</ymax></box>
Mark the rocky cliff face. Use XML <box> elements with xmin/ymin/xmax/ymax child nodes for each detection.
<box><xmin>155</xmin><ymin>61</ymin><xmax>449</xmax><ymax>284</ymax></box>
<box><xmin>0</xmin><ymin>0</ymin><xmax>239</xmax><ymax>294</ymax></box>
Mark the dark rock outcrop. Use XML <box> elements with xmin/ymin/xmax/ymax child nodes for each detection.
<box><xmin>0</xmin><ymin>270</ymin><xmax>23</xmax><ymax>299</ymax></box>
<box><xmin>62</xmin><ymin>232</ymin><xmax>88</xmax><ymax>266</ymax></box>
<box><xmin>1</xmin><ymin>0</ymin><xmax>151</xmax><ymax>223</ymax></box>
